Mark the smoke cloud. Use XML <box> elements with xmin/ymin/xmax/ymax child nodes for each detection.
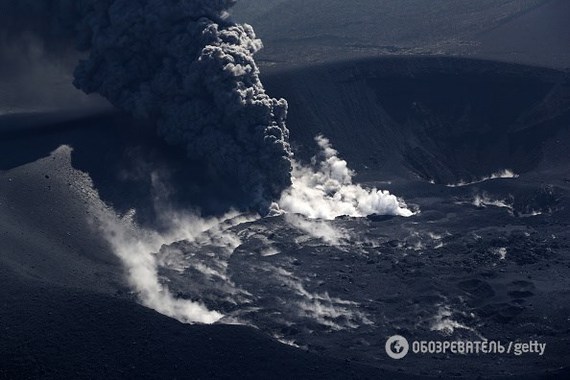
<box><xmin>93</xmin><ymin>201</ymin><xmax>261</xmax><ymax>325</ymax></box>
<box><xmin>1</xmin><ymin>0</ymin><xmax>293</xmax><ymax>210</ymax></box>
<box><xmin>2</xmin><ymin>2</ymin><xmax>417</xmax><ymax>328</ymax></box>
<box><xmin>284</xmin><ymin>213</ymin><xmax>348</xmax><ymax>246</ymax></box>
<box><xmin>279</xmin><ymin>136</ymin><xmax>413</xmax><ymax>220</ymax></box>
<box><xmin>1</xmin><ymin>1</ymin><xmax>413</xmax><ymax>219</ymax></box>
<box><xmin>100</xmin><ymin>211</ymin><xmax>224</xmax><ymax>324</ymax></box>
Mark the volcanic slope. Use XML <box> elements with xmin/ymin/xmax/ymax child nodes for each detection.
<box><xmin>1</xmin><ymin>56</ymin><xmax>570</xmax><ymax>378</ymax></box>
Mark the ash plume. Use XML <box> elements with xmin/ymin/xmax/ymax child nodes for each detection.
<box><xmin>0</xmin><ymin>0</ymin><xmax>293</xmax><ymax>210</ymax></box>
<box><xmin>1</xmin><ymin>0</ymin><xmax>416</xmax><ymax>327</ymax></box>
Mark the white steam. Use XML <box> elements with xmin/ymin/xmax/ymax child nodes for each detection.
<box><xmin>446</xmin><ymin>169</ymin><xmax>519</xmax><ymax>187</ymax></box>
<box><xmin>278</xmin><ymin>136</ymin><xmax>413</xmax><ymax>220</ymax></box>
<box><xmin>94</xmin><ymin>205</ymin><xmax>258</xmax><ymax>325</ymax></box>
<box><xmin>284</xmin><ymin>213</ymin><xmax>348</xmax><ymax>246</ymax></box>
<box><xmin>46</xmin><ymin>145</ymin><xmax>230</xmax><ymax>324</ymax></box>
<box><xmin>429</xmin><ymin>305</ymin><xmax>483</xmax><ymax>339</ymax></box>
<box><xmin>87</xmin><ymin>134</ymin><xmax>415</xmax><ymax>326</ymax></box>
<box><xmin>269</xmin><ymin>266</ymin><xmax>372</xmax><ymax>331</ymax></box>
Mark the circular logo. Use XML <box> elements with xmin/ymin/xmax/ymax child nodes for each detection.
<box><xmin>385</xmin><ymin>335</ymin><xmax>409</xmax><ymax>359</ymax></box>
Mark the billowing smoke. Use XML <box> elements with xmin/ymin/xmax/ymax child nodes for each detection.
<box><xmin>1</xmin><ymin>0</ymin><xmax>292</xmax><ymax>210</ymax></box>
<box><xmin>97</xmin><ymin>208</ymin><xmax>225</xmax><ymax>324</ymax></box>
<box><xmin>93</xmin><ymin>200</ymin><xmax>259</xmax><ymax>325</ymax></box>
<box><xmin>279</xmin><ymin>136</ymin><xmax>413</xmax><ymax>220</ymax></box>
<box><xmin>1</xmin><ymin>0</ymin><xmax>413</xmax><ymax>218</ymax></box>
<box><xmin>2</xmin><ymin>1</ymin><xmax>416</xmax><ymax>327</ymax></box>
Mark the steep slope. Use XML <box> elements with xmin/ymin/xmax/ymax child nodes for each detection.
<box><xmin>0</xmin><ymin>112</ymin><xmax>412</xmax><ymax>379</ymax></box>
<box><xmin>1</xmin><ymin>266</ymin><xmax>409</xmax><ymax>379</ymax></box>
<box><xmin>263</xmin><ymin>56</ymin><xmax>570</xmax><ymax>184</ymax></box>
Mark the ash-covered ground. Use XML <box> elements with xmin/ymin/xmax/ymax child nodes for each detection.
<box><xmin>2</xmin><ymin>55</ymin><xmax>569</xmax><ymax>378</ymax></box>
<box><xmin>156</xmin><ymin>175</ymin><xmax>570</xmax><ymax>377</ymax></box>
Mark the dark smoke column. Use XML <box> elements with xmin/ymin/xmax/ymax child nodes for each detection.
<box><xmin>0</xmin><ymin>0</ymin><xmax>292</xmax><ymax>211</ymax></box>
<box><xmin>74</xmin><ymin>0</ymin><xmax>292</xmax><ymax>210</ymax></box>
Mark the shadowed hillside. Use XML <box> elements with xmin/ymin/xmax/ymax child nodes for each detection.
<box><xmin>263</xmin><ymin>57</ymin><xmax>570</xmax><ymax>184</ymax></box>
